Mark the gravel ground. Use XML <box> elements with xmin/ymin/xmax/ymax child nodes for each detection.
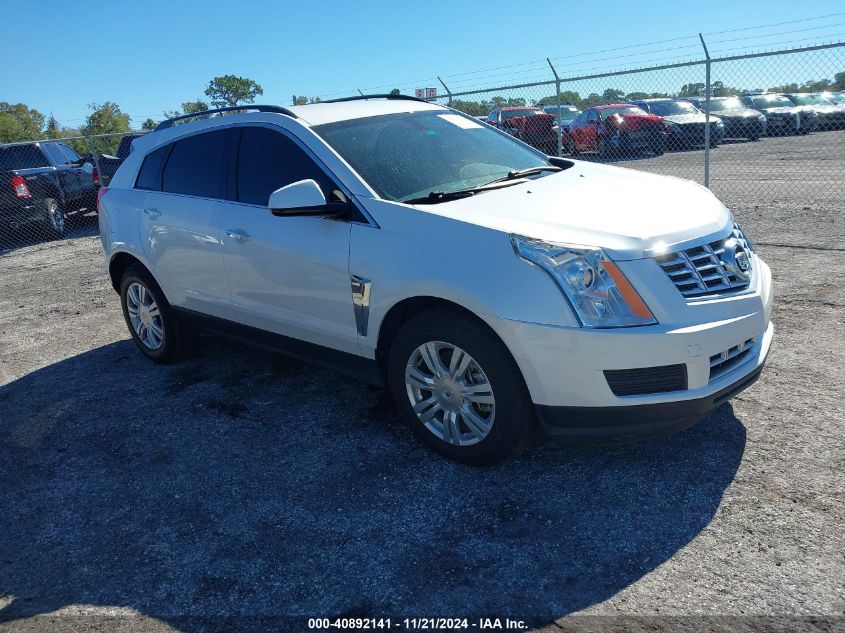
<box><xmin>0</xmin><ymin>131</ymin><xmax>843</xmax><ymax>632</ymax></box>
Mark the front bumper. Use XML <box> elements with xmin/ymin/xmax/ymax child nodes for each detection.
<box><xmin>481</xmin><ymin>254</ymin><xmax>774</xmax><ymax>438</ymax></box>
<box><xmin>535</xmin><ymin>330</ymin><xmax>770</xmax><ymax>438</ymax></box>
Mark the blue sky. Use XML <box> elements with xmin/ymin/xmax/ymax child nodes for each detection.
<box><xmin>2</xmin><ymin>1</ymin><xmax>842</xmax><ymax>127</ymax></box>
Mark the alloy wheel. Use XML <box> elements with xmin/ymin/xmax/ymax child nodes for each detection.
<box><xmin>404</xmin><ymin>341</ymin><xmax>495</xmax><ymax>446</ymax></box>
<box><xmin>126</xmin><ymin>282</ymin><xmax>164</xmax><ymax>350</ymax></box>
<box><xmin>47</xmin><ymin>200</ymin><xmax>65</xmax><ymax>234</ymax></box>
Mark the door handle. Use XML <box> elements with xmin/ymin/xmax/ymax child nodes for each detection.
<box><xmin>226</xmin><ymin>229</ymin><xmax>249</xmax><ymax>241</ymax></box>
<box><xmin>143</xmin><ymin>207</ymin><xmax>161</xmax><ymax>219</ymax></box>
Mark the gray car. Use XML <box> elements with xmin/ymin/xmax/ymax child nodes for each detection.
<box><xmin>630</xmin><ymin>99</ymin><xmax>725</xmax><ymax>150</ymax></box>
<box><xmin>740</xmin><ymin>94</ymin><xmax>819</xmax><ymax>135</ymax></box>
<box><xmin>686</xmin><ymin>97</ymin><xmax>767</xmax><ymax>141</ymax></box>
<box><xmin>785</xmin><ymin>93</ymin><xmax>845</xmax><ymax>130</ymax></box>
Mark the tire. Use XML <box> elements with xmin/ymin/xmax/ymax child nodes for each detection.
<box><xmin>387</xmin><ymin>307</ymin><xmax>533</xmax><ymax>465</ymax></box>
<box><xmin>653</xmin><ymin>141</ymin><xmax>666</xmax><ymax>156</ymax></box>
<box><xmin>748</xmin><ymin>132</ymin><xmax>760</xmax><ymax>141</ymax></box>
<box><xmin>709</xmin><ymin>139</ymin><xmax>719</xmax><ymax>148</ymax></box>
<box><xmin>119</xmin><ymin>264</ymin><xmax>191</xmax><ymax>364</ymax></box>
<box><xmin>42</xmin><ymin>198</ymin><xmax>67</xmax><ymax>239</ymax></box>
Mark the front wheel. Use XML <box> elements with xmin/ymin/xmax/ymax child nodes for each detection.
<box><xmin>388</xmin><ymin>308</ymin><xmax>533</xmax><ymax>465</ymax></box>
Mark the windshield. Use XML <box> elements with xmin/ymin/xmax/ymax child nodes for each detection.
<box><xmin>501</xmin><ymin>108</ymin><xmax>543</xmax><ymax>120</ymax></box>
<box><xmin>706</xmin><ymin>97</ymin><xmax>743</xmax><ymax>111</ymax></box>
<box><xmin>543</xmin><ymin>105</ymin><xmax>579</xmax><ymax>120</ymax></box>
<box><xmin>824</xmin><ymin>93</ymin><xmax>845</xmax><ymax>104</ymax></box>
<box><xmin>599</xmin><ymin>106</ymin><xmax>647</xmax><ymax>120</ymax></box>
<box><xmin>750</xmin><ymin>95</ymin><xmax>793</xmax><ymax>108</ymax></box>
<box><xmin>646</xmin><ymin>101</ymin><xmax>699</xmax><ymax>116</ymax></box>
<box><xmin>314</xmin><ymin>111</ymin><xmax>549</xmax><ymax>203</ymax></box>
<box><xmin>789</xmin><ymin>94</ymin><xmax>832</xmax><ymax>106</ymax></box>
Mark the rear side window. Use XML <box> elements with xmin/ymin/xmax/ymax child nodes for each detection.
<box><xmin>161</xmin><ymin>130</ymin><xmax>230</xmax><ymax>198</ymax></box>
<box><xmin>135</xmin><ymin>145</ymin><xmax>171</xmax><ymax>191</ymax></box>
<box><xmin>58</xmin><ymin>144</ymin><xmax>81</xmax><ymax>163</ymax></box>
<box><xmin>237</xmin><ymin>127</ymin><xmax>335</xmax><ymax>206</ymax></box>
<box><xmin>42</xmin><ymin>143</ymin><xmax>70</xmax><ymax>165</ymax></box>
<box><xmin>0</xmin><ymin>145</ymin><xmax>50</xmax><ymax>169</ymax></box>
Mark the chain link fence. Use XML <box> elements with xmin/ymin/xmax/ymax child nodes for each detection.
<box><xmin>431</xmin><ymin>42</ymin><xmax>845</xmax><ymax>210</ymax></box>
<box><xmin>1</xmin><ymin>42</ymin><xmax>843</xmax><ymax>256</ymax></box>
<box><xmin>0</xmin><ymin>131</ymin><xmax>145</xmax><ymax>250</ymax></box>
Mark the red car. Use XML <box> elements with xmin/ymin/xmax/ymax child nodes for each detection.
<box><xmin>486</xmin><ymin>106</ymin><xmax>558</xmax><ymax>154</ymax></box>
<box><xmin>563</xmin><ymin>104</ymin><xmax>668</xmax><ymax>158</ymax></box>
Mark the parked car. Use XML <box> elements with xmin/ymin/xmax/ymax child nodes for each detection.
<box><xmin>563</xmin><ymin>104</ymin><xmax>668</xmax><ymax>157</ymax></box>
<box><xmin>740</xmin><ymin>94</ymin><xmax>819</xmax><ymax>135</ymax></box>
<box><xmin>784</xmin><ymin>93</ymin><xmax>845</xmax><ymax>130</ymax></box>
<box><xmin>99</xmin><ymin>97</ymin><xmax>773</xmax><ymax>465</ymax></box>
<box><xmin>486</xmin><ymin>106</ymin><xmax>558</xmax><ymax>154</ymax></box>
<box><xmin>542</xmin><ymin>103</ymin><xmax>581</xmax><ymax>127</ymax></box>
<box><xmin>630</xmin><ymin>99</ymin><xmax>724</xmax><ymax>149</ymax></box>
<box><xmin>686</xmin><ymin>97</ymin><xmax>767</xmax><ymax>141</ymax></box>
<box><xmin>0</xmin><ymin>141</ymin><xmax>97</xmax><ymax>238</ymax></box>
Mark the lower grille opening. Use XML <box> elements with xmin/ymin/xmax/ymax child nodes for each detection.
<box><xmin>710</xmin><ymin>336</ymin><xmax>756</xmax><ymax>380</ymax></box>
<box><xmin>604</xmin><ymin>364</ymin><xmax>688</xmax><ymax>397</ymax></box>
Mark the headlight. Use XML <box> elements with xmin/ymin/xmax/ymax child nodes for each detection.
<box><xmin>512</xmin><ymin>235</ymin><xmax>657</xmax><ymax>328</ymax></box>
<box><xmin>758</xmin><ymin>115</ymin><xmax>766</xmax><ymax>122</ymax></box>
<box><xmin>715</xmin><ymin>119</ymin><xmax>724</xmax><ymax>127</ymax></box>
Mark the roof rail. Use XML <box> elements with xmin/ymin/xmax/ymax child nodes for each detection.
<box><xmin>319</xmin><ymin>93</ymin><xmax>433</xmax><ymax>105</ymax></box>
<box><xmin>155</xmin><ymin>105</ymin><xmax>297</xmax><ymax>131</ymax></box>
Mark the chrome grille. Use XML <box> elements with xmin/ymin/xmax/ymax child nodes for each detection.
<box><xmin>653</xmin><ymin>224</ymin><xmax>752</xmax><ymax>298</ymax></box>
<box><xmin>710</xmin><ymin>335</ymin><xmax>757</xmax><ymax>381</ymax></box>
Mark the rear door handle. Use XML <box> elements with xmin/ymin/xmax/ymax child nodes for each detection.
<box><xmin>143</xmin><ymin>207</ymin><xmax>161</xmax><ymax>219</ymax></box>
<box><xmin>226</xmin><ymin>229</ymin><xmax>249</xmax><ymax>241</ymax></box>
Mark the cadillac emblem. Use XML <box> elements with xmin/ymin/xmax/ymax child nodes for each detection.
<box><xmin>723</xmin><ymin>239</ymin><xmax>752</xmax><ymax>280</ymax></box>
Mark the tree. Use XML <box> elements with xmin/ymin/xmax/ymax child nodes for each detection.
<box><xmin>292</xmin><ymin>95</ymin><xmax>309</xmax><ymax>105</ymax></box>
<box><xmin>451</xmin><ymin>100</ymin><xmax>487</xmax><ymax>117</ymax></box>
<box><xmin>81</xmin><ymin>102</ymin><xmax>131</xmax><ymax>155</ymax></box>
<box><xmin>205</xmin><ymin>75</ymin><xmax>263</xmax><ymax>108</ymax></box>
<box><xmin>162</xmin><ymin>100</ymin><xmax>211</xmax><ymax>122</ymax></box>
<box><xmin>679</xmin><ymin>82</ymin><xmax>706</xmax><ymax>97</ymax></box>
<box><xmin>0</xmin><ymin>102</ymin><xmax>46</xmax><ymax>143</ymax></box>
<box><xmin>389</xmin><ymin>88</ymin><xmax>400</xmax><ymax>95</ymax></box>
<box><xmin>602</xmin><ymin>88</ymin><xmax>626</xmax><ymax>104</ymax></box>
<box><xmin>142</xmin><ymin>118</ymin><xmax>157</xmax><ymax>131</ymax></box>
<box><xmin>833</xmin><ymin>71</ymin><xmax>845</xmax><ymax>90</ymax></box>
<box><xmin>45</xmin><ymin>115</ymin><xmax>61</xmax><ymax>139</ymax></box>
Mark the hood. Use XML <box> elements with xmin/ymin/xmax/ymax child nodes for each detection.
<box><xmin>408</xmin><ymin>161</ymin><xmax>730</xmax><ymax>260</ymax></box>
<box><xmin>711</xmin><ymin>108</ymin><xmax>763</xmax><ymax>119</ymax></box>
<box><xmin>604</xmin><ymin>112</ymin><xmax>664</xmax><ymax>131</ymax></box>
<box><xmin>757</xmin><ymin>105</ymin><xmax>802</xmax><ymax>115</ymax></box>
<box><xmin>660</xmin><ymin>112</ymin><xmax>708</xmax><ymax>124</ymax></box>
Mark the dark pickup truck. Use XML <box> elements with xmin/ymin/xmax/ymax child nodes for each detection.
<box><xmin>0</xmin><ymin>141</ymin><xmax>98</xmax><ymax>238</ymax></box>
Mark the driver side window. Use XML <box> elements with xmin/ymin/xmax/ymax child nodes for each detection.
<box><xmin>236</xmin><ymin>127</ymin><xmax>338</xmax><ymax>206</ymax></box>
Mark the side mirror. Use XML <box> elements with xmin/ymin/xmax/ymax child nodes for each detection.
<box><xmin>81</xmin><ymin>161</ymin><xmax>94</xmax><ymax>174</ymax></box>
<box><xmin>268</xmin><ymin>179</ymin><xmax>344</xmax><ymax>217</ymax></box>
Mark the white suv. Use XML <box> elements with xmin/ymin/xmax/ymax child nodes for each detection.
<box><xmin>98</xmin><ymin>96</ymin><xmax>773</xmax><ymax>465</ymax></box>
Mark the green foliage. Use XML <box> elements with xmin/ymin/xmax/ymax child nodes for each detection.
<box><xmin>81</xmin><ymin>102</ymin><xmax>131</xmax><ymax>155</ymax></box>
<box><xmin>0</xmin><ymin>103</ymin><xmax>46</xmax><ymax>143</ymax></box>
<box><xmin>142</xmin><ymin>118</ymin><xmax>157</xmax><ymax>131</ymax></box>
<box><xmin>389</xmin><ymin>88</ymin><xmax>400</xmax><ymax>95</ymax></box>
<box><xmin>292</xmin><ymin>95</ymin><xmax>309</xmax><ymax>105</ymax></box>
<box><xmin>45</xmin><ymin>115</ymin><xmax>61</xmax><ymax>139</ymax></box>
<box><xmin>450</xmin><ymin>100</ymin><xmax>487</xmax><ymax>117</ymax></box>
<box><xmin>205</xmin><ymin>75</ymin><xmax>263</xmax><ymax>108</ymax></box>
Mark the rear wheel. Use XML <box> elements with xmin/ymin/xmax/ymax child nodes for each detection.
<box><xmin>120</xmin><ymin>264</ymin><xmax>191</xmax><ymax>364</ymax></box>
<box><xmin>42</xmin><ymin>198</ymin><xmax>66</xmax><ymax>238</ymax></box>
<box><xmin>388</xmin><ymin>308</ymin><xmax>533</xmax><ymax>465</ymax></box>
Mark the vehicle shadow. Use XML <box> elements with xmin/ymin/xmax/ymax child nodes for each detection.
<box><xmin>0</xmin><ymin>218</ymin><xmax>98</xmax><ymax>255</ymax></box>
<box><xmin>0</xmin><ymin>336</ymin><xmax>746</xmax><ymax>630</ymax></box>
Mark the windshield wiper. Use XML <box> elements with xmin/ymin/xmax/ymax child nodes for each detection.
<box><xmin>404</xmin><ymin>165</ymin><xmax>562</xmax><ymax>205</ymax></box>
<box><xmin>404</xmin><ymin>178</ymin><xmax>528</xmax><ymax>204</ymax></box>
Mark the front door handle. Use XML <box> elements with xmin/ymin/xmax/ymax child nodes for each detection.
<box><xmin>143</xmin><ymin>207</ymin><xmax>161</xmax><ymax>219</ymax></box>
<box><xmin>226</xmin><ymin>229</ymin><xmax>249</xmax><ymax>241</ymax></box>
